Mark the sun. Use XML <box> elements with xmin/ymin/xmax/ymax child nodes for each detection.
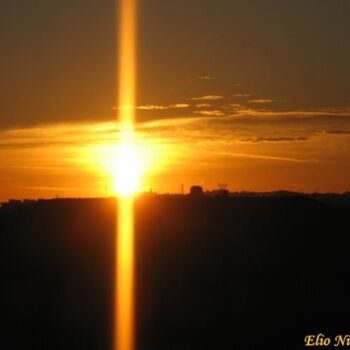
<box><xmin>113</xmin><ymin>137</ymin><xmax>141</xmax><ymax>196</ymax></box>
<box><xmin>85</xmin><ymin>125</ymin><xmax>167</xmax><ymax>197</ymax></box>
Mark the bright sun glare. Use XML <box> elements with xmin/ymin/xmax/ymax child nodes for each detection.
<box><xmin>86</xmin><ymin>127</ymin><xmax>166</xmax><ymax>197</ymax></box>
<box><xmin>114</xmin><ymin>136</ymin><xmax>141</xmax><ymax>196</ymax></box>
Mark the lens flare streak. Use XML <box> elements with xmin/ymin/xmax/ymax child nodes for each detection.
<box><xmin>115</xmin><ymin>0</ymin><xmax>137</xmax><ymax>350</ymax></box>
<box><xmin>116</xmin><ymin>195</ymin><xmax>134</xmax><ymax>350</ymax></box>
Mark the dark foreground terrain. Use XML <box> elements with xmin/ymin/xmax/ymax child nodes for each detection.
<box><xmin>1</xmin><ymin>195</ymin><xmax>350</xmax><ymax>349</ymax></box>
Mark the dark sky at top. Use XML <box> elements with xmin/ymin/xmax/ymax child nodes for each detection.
<box><xmin>1</xmin><ymin>0</ymin><xmax>350</xmax><ymax>128</ymax></box>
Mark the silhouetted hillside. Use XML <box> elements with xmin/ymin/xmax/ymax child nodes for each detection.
<box><xmin>1</xmin><ymin>196</ymin><xmax>349</xmax><ymax>349</ymax></box>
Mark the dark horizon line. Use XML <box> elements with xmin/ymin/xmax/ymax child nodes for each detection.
<box><xmin>1</xmin><ymin>189</ymin><xmax>350</xmax><ymax>205</ymax></box>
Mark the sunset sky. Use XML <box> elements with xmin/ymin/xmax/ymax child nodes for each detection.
<box><xmin>1</xmin><ymin>0</ymin><xmax>350</xmax><ymax>200</ymax></box>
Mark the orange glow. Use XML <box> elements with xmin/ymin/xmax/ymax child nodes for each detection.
<box><xmin>115</xmin><ymin>0</ymin><xmax>137</xmax><ymax>349</ymax></box>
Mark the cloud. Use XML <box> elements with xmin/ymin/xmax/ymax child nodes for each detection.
<box><xmin>138</xmin><ymin>108</ymin><xmax>350</xmax><ymax>135</ymax></box>
<box><xmin>137</xmin><ymin>103</ymin><xmax>190</xmax><ymax>110</ymax></box>
<box><xmin>194</xmin><ymin>110</ymin><xmax>225</xmax><ymax>117</ymax></box>
<box><xmin>190</xmin><ymin>95</ymin><xmax>224</xmax><ymax>101</ymax></box>
<box><xmin>137</xmin><ymin>105</ymin><xmax>168</xmax><ymax>110</ymax></box>
<box><xmin>233</xmin><ymin>94</ymin><xmax>251</xmax><ymax>98</ymax></box>
<box><xmin>137</xmin><ymin>108</ymin><xmax>350</xmax><ymax>162</ymax></box>
<box><xmin>196</xmin><ymin>103</ymin><xmax>211</xmax><ymax>108</ymax></box>
<box><xmin>14</xmin><ymin>185</ymin><xmax>91</xmax><ymax>192</ymax></box>
<box><xmin>138</xmin><ymin>117</ymin><xmax>200</xmax><ymax>130</ymax></box>
<box><xmin>324</xmin><ymin>130</ymin><xmax>350</xmax><ymax>135</ymax></box>
<box><xmin>114</xmin><ymin>103</ymin><xmax>190</xmax><ymax>111</ymax></box>
<box><xmin>197</xmin><ymin>75</ymin><xmax>216</xmax><ymax>80</ymax></box>
<box><xmin>219</xmin><ymin>152</ymin><xmax>319</xmax><ymax>163</ymax></box>
<box><xmin>171</xmin><ymin>103</ymin><xmax>190</xmax><ymax>108</ymax></box>
<box><xmin>240</xmin><ymin>136</ymin><xmax>309</xmax><ymax>143</ymax></box>
<box><xmin>0</xmin><ymin>141</ymin><xmax>70</xmax><ymax>150</ymax></box>
<box><xmin>248</xmin><ymin>99</ymin><xmax>275</xmax><ymax>104</ymax></box>
<box><xmin>232</xmin><ymin>106</ymin><xmax>350</xmax><ymax>118</ymax></box>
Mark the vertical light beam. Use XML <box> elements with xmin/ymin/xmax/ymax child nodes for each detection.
<box><xmin>116</xmin><ymin>195</ymin><xmax>134</xmax><ymax>350</ymax></box>
<box><xmin>115</xmin><ymin>0</ymin><xmax>137</xmax><ymax>350</ymax></box>
<box><xmin>118</xmin><ymin>0</ymin><xmax>136</xmax><ymax>129</ymax></box>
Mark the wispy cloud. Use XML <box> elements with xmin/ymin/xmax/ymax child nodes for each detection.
<box><xmin>220</xmin><ymin>152</ymin><xmax>319</xmax><ymax>163</ymax></box>
<box><xmin>197</xmin><ymin>75</ymin><xmax>216</xmax><ymax>80</ymax></box>
<box><xmin>240</xmin><ymin>136</ymin><xmax>309</xmax><ymax>143</ymax></box>
<box><xmin>14</xmin><ymin>185</ymin><xmax>92</xmax><ymax>192</ymax></box>
<box><xmin>248</xmin><ymin>99</ymin><xmax>275</xmax><ymax>104</ymax></box>
<box><xmin>137</xmin><ymin>103</ymin><xmax>190</xmax><ymax>110</ymax></box>
<box><xmin>114</xmin><ymin>103</ymin><xmax>190</xmax><ymax>111</ymax></box>
<box><xmin>194</xmin><ymin>110</ymin><xmax>225</xmax><ymax>117</ymax></box>
<box><xmin>190</xmin><ymin>95</ymin><xmax>224</xmax><ymax>101</ymax></box>
<box><xmin>232</xmin><ymin>106</ymin><xmax>350</xmax><ymax>118</ymax></box>
<box><xmin>233</xmin><ymin>94</ymin><xmax>251</xmax><ymax>98</ymax></box>
<box><xmin>137</xmin><ymin>105</ymin><xmax>169</xmax><ymax>110</ymax></box>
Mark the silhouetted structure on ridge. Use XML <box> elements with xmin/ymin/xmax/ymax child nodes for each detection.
<box><xmin>190</xmin><ymin>185</ymin><xmax>204</xmax><ymax>197</ymax></box>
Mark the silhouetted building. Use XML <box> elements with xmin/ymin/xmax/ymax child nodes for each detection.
<box><xmin>190</xmin><ymin>185</ymin><xmax>204</xmax><ymax>197</ymax></box>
